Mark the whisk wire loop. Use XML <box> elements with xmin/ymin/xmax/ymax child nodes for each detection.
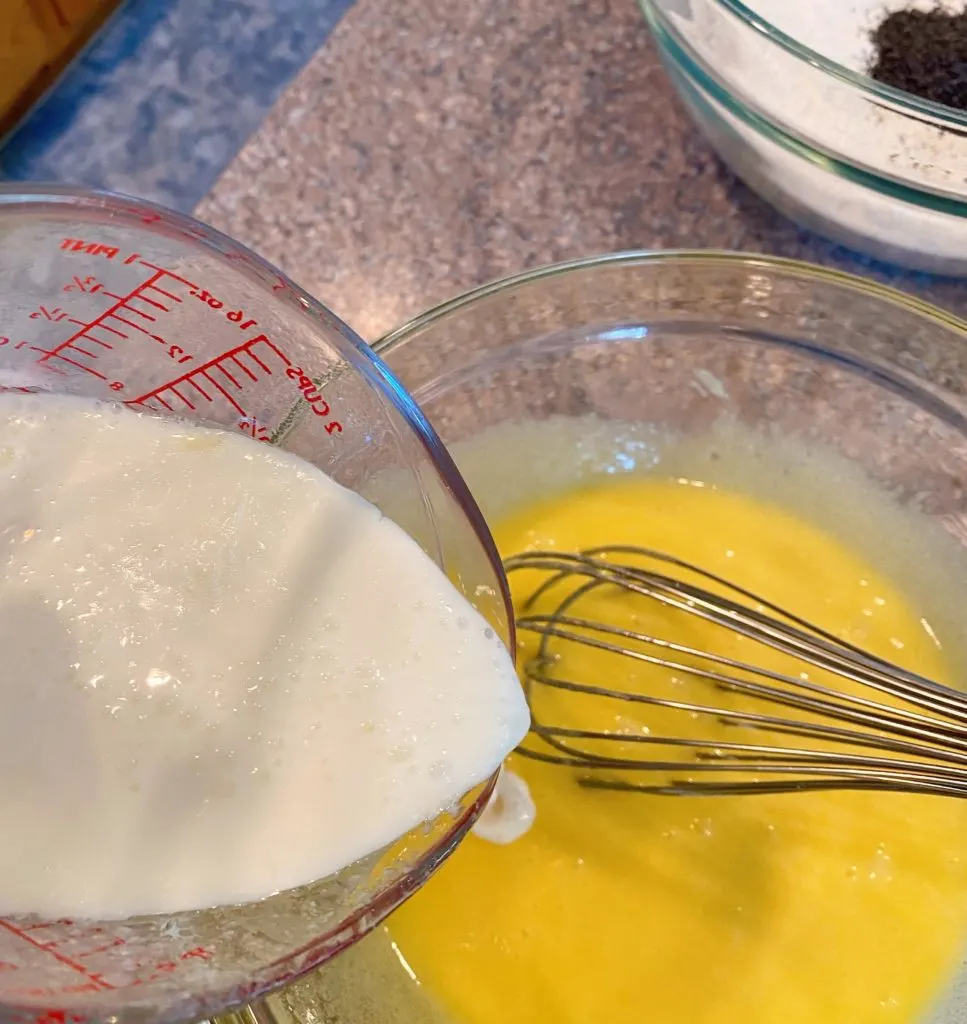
<box><xmin>505</xmin><ymin>546</ymin><xmax>967</xmax><ymax>798</ymax></box>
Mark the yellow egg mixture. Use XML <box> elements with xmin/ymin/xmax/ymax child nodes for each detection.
<box><xmin>382</xmin><ymin>452</ymin><xmax>967</xmax><ymax>1024</ymax></box>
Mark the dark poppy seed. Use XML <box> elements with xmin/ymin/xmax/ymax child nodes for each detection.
<box><xmin>869</xmin><ymin>7</ymin><xmax>967</xmax><ymax>111</ymax></box>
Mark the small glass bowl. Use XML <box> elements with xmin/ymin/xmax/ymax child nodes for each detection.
<box><xmin>638</xmin><ymin>0</ymin><xmax>967</xmax><ymax>275</ymax></box>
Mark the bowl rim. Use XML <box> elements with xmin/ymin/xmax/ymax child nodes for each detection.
<box><xmin>373</xmin><ymin>250</ymin><xmax>967</xmax><ymax>353</ymax></box>
<box><xmin>668</xmin><ymin>0</ymin><xmax>967</xmax><ymax>131</ymax></box>
<box><xmin>642</xmin><ymin>4</ymin><xmax>967</xmax><ymax>219</ymax></box>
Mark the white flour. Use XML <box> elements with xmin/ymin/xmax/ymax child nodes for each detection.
<box><xmin>665</xmin><ymin>0</ymin><xmax>967</xmax><ymax>268</ymax></box>
<box><xmin>754</xmin><ymin>0</ymin><xmax>967</xmax><ymax>73</ymax></box>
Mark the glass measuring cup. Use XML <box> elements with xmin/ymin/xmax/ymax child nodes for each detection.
<box><xmin>0</xmin><ymin>185</ymin><xmax>512</xmax><ymax>1024</ymax></box>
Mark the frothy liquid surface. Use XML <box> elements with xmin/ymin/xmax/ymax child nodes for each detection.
<box><xmin>379</xmin><ymin>417</ymin><xmax>967</xmax><ymax>1024</ymax></box>
<box><xmin>0</xmin><ymin>393</ymin><xmax>528</xmax><ymax>919</ymax></box>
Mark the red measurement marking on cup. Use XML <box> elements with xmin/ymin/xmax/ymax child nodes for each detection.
<box><xmin>32</xmin><ymin>266</ymin><xmax>198</xmax><ymax>382</ymax></box>
<box><xmin>58</xmin><ymin>240</ymin><xmax>120</xmax><ymax>261</ymax></box>
<box><xmin>29</xmin><ymin>308</ymin><xmax>70</xmax><ymax>323</ymax></box>
<box><xmin>0</xmin><ymin>919</ymin><xmax>215</xmax><ymax>1016</ymax></box>
<box><xmin>0</xmin><ymin>921</ymin><xmax>114</xmax><ymax>993</ymax></box>
<box><xmin>126</xmin><ymin>333</ymin><xmax>290</xmax><ymax>440</ymax></box>
<box><xmin>62</xmin><ymin>276</ymin><xmax>103</xmax><ymax>295</ymax></box>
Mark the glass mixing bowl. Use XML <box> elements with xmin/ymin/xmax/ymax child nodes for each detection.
<box><xmin>233</xmin><ymin>250</ymin><xmax>967</xmax><ymax>1024</ymax></box>
<box><xmin>638</xmin><ymin>0</ymin><xmax>967</xmax><ymax>275</ymax></box>
<box><xmin>0</xmin><ymin>186</ymin><xmax>510</xmax><ymax>1024</ymax></box>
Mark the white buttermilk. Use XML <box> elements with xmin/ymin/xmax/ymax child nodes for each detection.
<box><xmin>0</xmin><ymin>393</ymin><xmax>528</xmax><ymax>919</ymax></box>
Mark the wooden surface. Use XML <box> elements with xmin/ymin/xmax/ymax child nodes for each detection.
<box><xmin>0</xmin><ymin>0</ymin><xmax>123</xmax><ymax>139</ymax></box>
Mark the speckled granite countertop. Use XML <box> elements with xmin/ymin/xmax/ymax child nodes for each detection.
<box><xmin>197</xmin><ymin>0</ymin><xmax>967</xmax><ymax>342</ymax></box>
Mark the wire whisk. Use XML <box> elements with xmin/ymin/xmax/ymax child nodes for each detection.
<box><xmin>503</xmin><ymin>546</ymin><xmax>967</xmax><ymax>798</ymax></box>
